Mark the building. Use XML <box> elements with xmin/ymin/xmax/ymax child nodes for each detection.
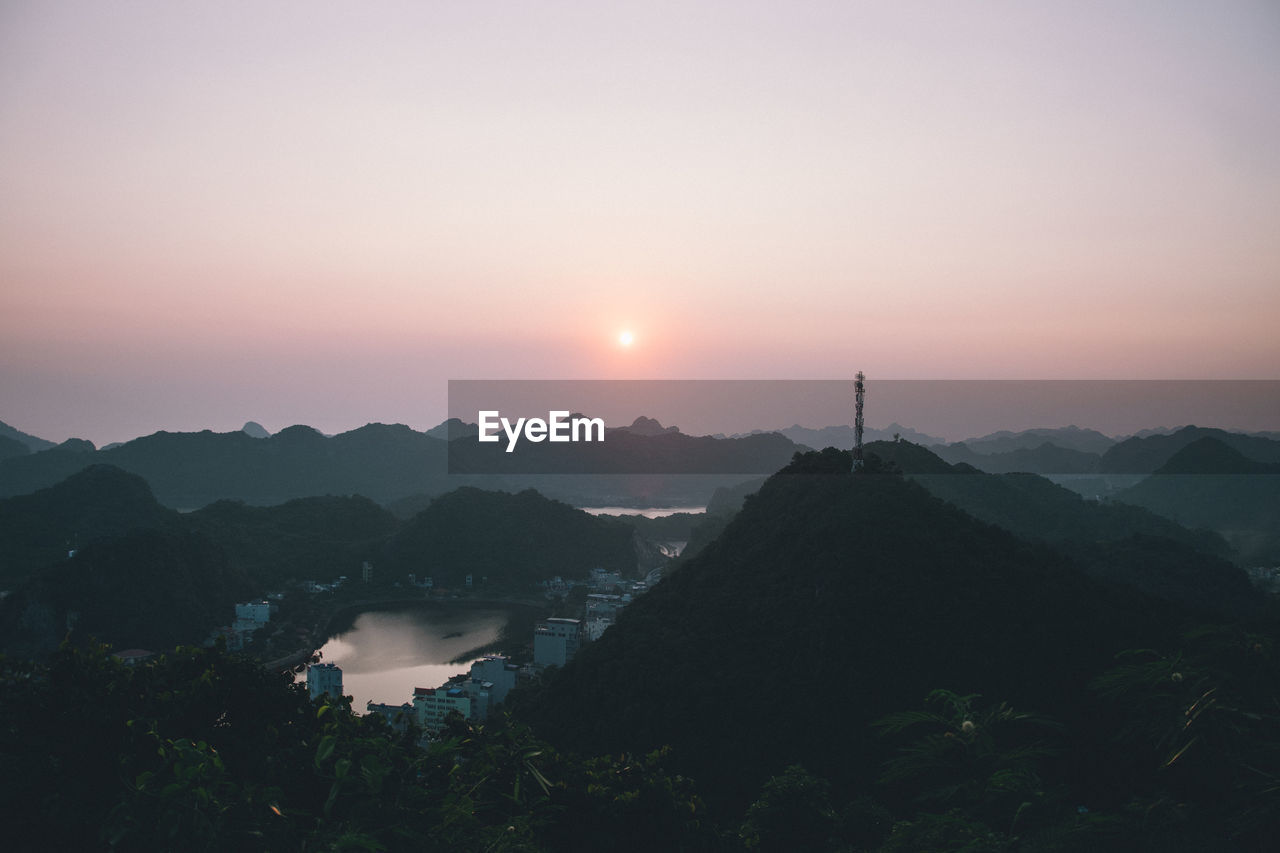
<box><xmin>468</xmin><ymin>653</ymin><xmax>517</xmax><ymax>706</ymax></box>
<box><xmin>308</xmin><ymin>662</ymin><xmax>344</xmax><ymax>701</ymax></box>
<box><xmin>235</xmin><ymin>599</ymin><xmax>271</xmax><ymax>626</ymax></box>
<box><xmin>533</xmin><ymin>618</ymin><xmax>581</xmax><ymax>667</ymax></box>
<box><xmin>588</xmin><ymin>567</ymin><xmax>623</xmax><ymax>592</ymax></box>
<box><xmin>413</xmin><ymin>685</ymin><xmax>471</xmax><ymax>731</ymax></box>
<box><xmin>366</xmin><ymin>701</ymin><xmax>415</xmax><ymax>732</ymax></box>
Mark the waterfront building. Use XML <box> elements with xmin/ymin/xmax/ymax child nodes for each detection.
<box><xmin>366</xmin><ymin>701</ymin><xmax>414</xmax><ymax>732</ymax></box>
<box><xmin>533</xmin><ymin>618</ymin><xmax>581</xmax><ymax>667</ymax></box>
<box><xmin>308</xmin><ymin>662</ymin><xmax>344</xmax><ymax>701</ymax></box>
<box><xmin>413</xmin><ymin>685</ymin><xmax>471</xmax><ymax>731</ymax></box>
<box><xmin>468</xmin><ymin>655</ymin><xmax>518</xmax><ymax>714</ymax></box>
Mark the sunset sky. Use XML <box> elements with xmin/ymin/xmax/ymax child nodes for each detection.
<box><xmin>3</xmin><ymin>2</ymin><xmax>1278</xmax><ymax>445</ymax></box>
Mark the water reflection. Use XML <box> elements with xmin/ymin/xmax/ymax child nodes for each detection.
<box><xmin>308</xmin><ymin>607</ymin><xmax>507</xmax><ymax>712</ymax></box>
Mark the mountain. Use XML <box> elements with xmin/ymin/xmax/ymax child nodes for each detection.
<box><xmin>179</xmin><ymin>494</ymin><xmax>401</xmax><ymax>587</ymax></box>
<box><xmin>696</xmin><ymin>441</ymin><xmax>1250</xmax><ymax>614</ymax></box>
<box><xmin>0</xmin><ymin>434</ymin><xmax>29</xmax><ymax>463</ymax></box>
<box><xmin>1114</xmin><ymin>438</ymin><xmax>1280</xmax><ymax>563</ymax></box>
<box><xmin>866</xmin><ymin>440</ymin><xmax>1257</xmax><ymax>612</ymax></box>
<box><xmin>425</xmin><ymin>417</ymin><xmax>478</xmax><ymax>439</ymax></box>
<box><xmin>1150</xmin><ymin>436</ymin><xmax>1280</xmax><ymax>476</ymax></box>
<box><xmin>931</xmin><ymin>441</ymin><xmax>1102</xmax><ymax>474</ymax></box>
<box><xmin>0</xmin><ymin>423</ymin><xmax>453</xmax><ymax>507</ymax></box>
<box><xmin>1100</xmin><ymin>426</ymin><xmax>1280</xmax><ymax>474</ymax></box>
<box><xmin>512</xmin><ymin>453</ymin><xmax>1181</xmax><ymax>814</ymax></box>
<box><xmin>0</xmin><ymin>420</ymin><xmax>56</xmax><ymax>453</ymax></box>
<box><xmin>614</xmin><ymin>415</ymin><xmax>680</xmax><ymax>436</ymax></box>
<box><xmin>241</xmin><ymin>420</ymin><xmax>270</xmax><ymax>438</ymax></box>
<box><xmin>383</xmin><ymin>487</ymin><xmax>638</xmax><ymax>591</ymax></box>
<box><xmin>754</xmin><ymin>422</ymin><xmax>944</xmax><ymax>448</ymax></box>
<box><xmin>0</xmin><ymin>421</ymin><xmax>803</xmax><ymax>508</ymax></box>
<box><xmin>954</xmin><ymin>426</ymin><xmax>1116</xmax><ymax>456</ymax></box>
<box><xmin>0</xmin><ymin>464</ymin><xmax>178</xmax><ymax>584</ymax></box>
<box><xmin>448</xmin><ymin>427</ymin><xmax>803</xmax><ymax>475</ymax></box>
<box><xmin>0</xmin><ymin>528</ymin><xmax>252</xmax><ymax>655</ymax></box>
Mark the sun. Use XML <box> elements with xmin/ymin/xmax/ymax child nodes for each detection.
<box><xmin>618</xmin><ymin>330</ymin><xmax>634</xmax><ymax>347</ymax></box>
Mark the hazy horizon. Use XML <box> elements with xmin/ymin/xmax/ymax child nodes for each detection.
<box><xmin>6</xmin><ymin>377</ymin><xmax>1278</xmax><ymax>449</ymax></box>
<box><xmin>4</xmin><ymin>3</ymin><xmax>1278</xmax><ymax>447</ymax></box>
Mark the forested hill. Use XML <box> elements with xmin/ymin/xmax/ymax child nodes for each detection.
<box><xmin>0</xmin><ymin>471</ymin><xmax>653</xmax><ymax>655</ymax></box>
<box><xmin>1114</xmin><ymin>437</ymin><xmax>1280</xmax><ymax>563</ymax></box>
<box><xmin>1099</xmin><ymin>425</ymin><xmax>1280</xmax><ymax>473</ymax></box>
<box><xmin>383</xmin><ymin>487</ymin><xmax>638</xmax><ymax>590</ymax></box>
<box><xmin>0</xmin><ymin>464</ymin><xmax>178</xmax><ymax>584</ymax></box>
<box><xmin>511</xmin><ymin>452</ymin><xmax>1191</xmax><ymax>812</ymax></box>
<box><xmin>865</xmin><ymin>439</ymin><xmax>1232</xmax><ymax>557</ymax></box>
<box><xmin>708</xmin><ymin>441</ymin><xmax>1256</xmax><ymax>616</ymax></box>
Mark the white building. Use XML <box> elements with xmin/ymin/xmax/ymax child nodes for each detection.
<box><xmin>413</xmin><ymin>685</ymin><xmax>471</xmax><ymax>731</ymax></box>
<box><xmin>533</xmin><ymin>618</ymin><xmax>581</xmax><ymax>667</ymax></box>
<box><xmin>308</xmin><ymin>662</ymin><xmax>344</xmax><ymax>701</ymax></box>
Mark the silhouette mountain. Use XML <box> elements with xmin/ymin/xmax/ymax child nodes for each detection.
<box><xmin>697</xmin><ymin>441</ymin><xmax>1251</xmax><ymax>615</ymax></box>
<box><xmin>0</xmin><ymin>423</ymin><xmax>452</xmax><ymax>507</ymax></box>
<box><xmin>384</xmin><ymin>487</ymin><xmax>637</xmax><ymax>591</ymax></box>
<box><xmin>1114</xmin><ymin>437</ymin><xmax>1280</xmax><ymax>563</ymax></box>
<box><xmin>512</xmin><ymin>453</ymin><xmax>1183</xmax><ymax>813</ymax></box>
<box><xmin>0</xmin><ymin>420</ymin><xmax>56</xmax><ymax>453</ymax></box>
<box><xmin>931</xmin><ymin>441</ymin><xmax>1102</xmax><ymax>474</ymax></box>
<box><xmin>953</xmin><ymin>426</ymin><xmax>1116</xmax><ymax>456</ymax></box>
<box><xmin>1100</xmin><ymin>426</ymin><xmax>1280</xmax><ymax>474</ymax></box>
<box><xmin>0</xmin><ymin>464</ymin><xmax>177</xmax><ymax>584</ymax></box>
<box><xmin>0</xmin><ymin>420</ymin><xmax>806</xmax><ymax>506</ymax></box>
<box><xmin>0</xmin><ymin>528</ymin><xmax>251</xmax><ymax>655</ymax></box>
<box><xmin>180</xmin><ymin>494</ymin><xmax>400</xmax><ymax>587</ymax></box>
<box><xmin>614</xmin><ymin>415</ymin><xmax>680</xmax><ymax>436</ymax></box>
<box><xmin>0</xmin><ymin>434</ymin><xmax>28</xmax><ymax>463</ymax></box>
<box><xmin>448</xmin><ymin>428</ymin><xmax>802</xmax><ymax>475</ymax></box>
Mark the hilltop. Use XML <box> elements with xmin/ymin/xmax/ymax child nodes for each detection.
<box><xmin>512</xmin><ymin>453</ymin><xmax>1190</xmax><ymax>813</ymax></box>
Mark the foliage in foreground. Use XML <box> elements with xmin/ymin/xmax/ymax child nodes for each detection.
<box><xmin>0</xmin><ymin>643</ymin><xmax>711</xmax><ymax>852</ymax></box>
<box><xmin>2</xmin><ymin>630</ymin><xmax>1278</xmax><ymax>852</ymax></box>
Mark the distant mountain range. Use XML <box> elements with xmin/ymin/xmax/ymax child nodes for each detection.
<box><xmin>0</xmin><ymin>418</ymin><xmax>803</xmax><ymax>509</ymax></box>
<box><xmin>2</xmin><ymin>418</ymin><xmax>1276</xmax><ymax>517</ymax></box>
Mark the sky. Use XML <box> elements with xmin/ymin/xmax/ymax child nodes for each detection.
<box><xmin>2</xmin><ymin>1</ymin><xmax>1278</xmax><ymax>446</ymax></box>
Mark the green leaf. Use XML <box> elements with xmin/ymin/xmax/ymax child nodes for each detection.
<box><xmin>315</xmin><ymin>734</ymin><xmax>336</xmax><ymax>768</ymax></box>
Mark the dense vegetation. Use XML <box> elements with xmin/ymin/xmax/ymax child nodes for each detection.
<box><xmin>0</xmin><ymin>643</ymin><xmax>713</xmax><ymax>852</ymax></box>
<box><xmin>0</xmin><ymin>528</ymin><xmax>253</xmax><ymax>656</ymax></box>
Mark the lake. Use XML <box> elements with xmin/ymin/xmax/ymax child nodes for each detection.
<box><xmin>306</xmin><ymin>606</ymin><xmax>509</xmax><ymax>712</ymax></box>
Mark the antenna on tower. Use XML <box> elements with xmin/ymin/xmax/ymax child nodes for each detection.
<box><xmin>853</xmin><ymin>371</ymin><xmax>865</xmax><ymax>470</ymax></box>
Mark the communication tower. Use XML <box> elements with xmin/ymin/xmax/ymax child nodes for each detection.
<box><xmin>853</xmin><ymin>371</ymin><xmax>865</xmax><ymax>470</ymax></box>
